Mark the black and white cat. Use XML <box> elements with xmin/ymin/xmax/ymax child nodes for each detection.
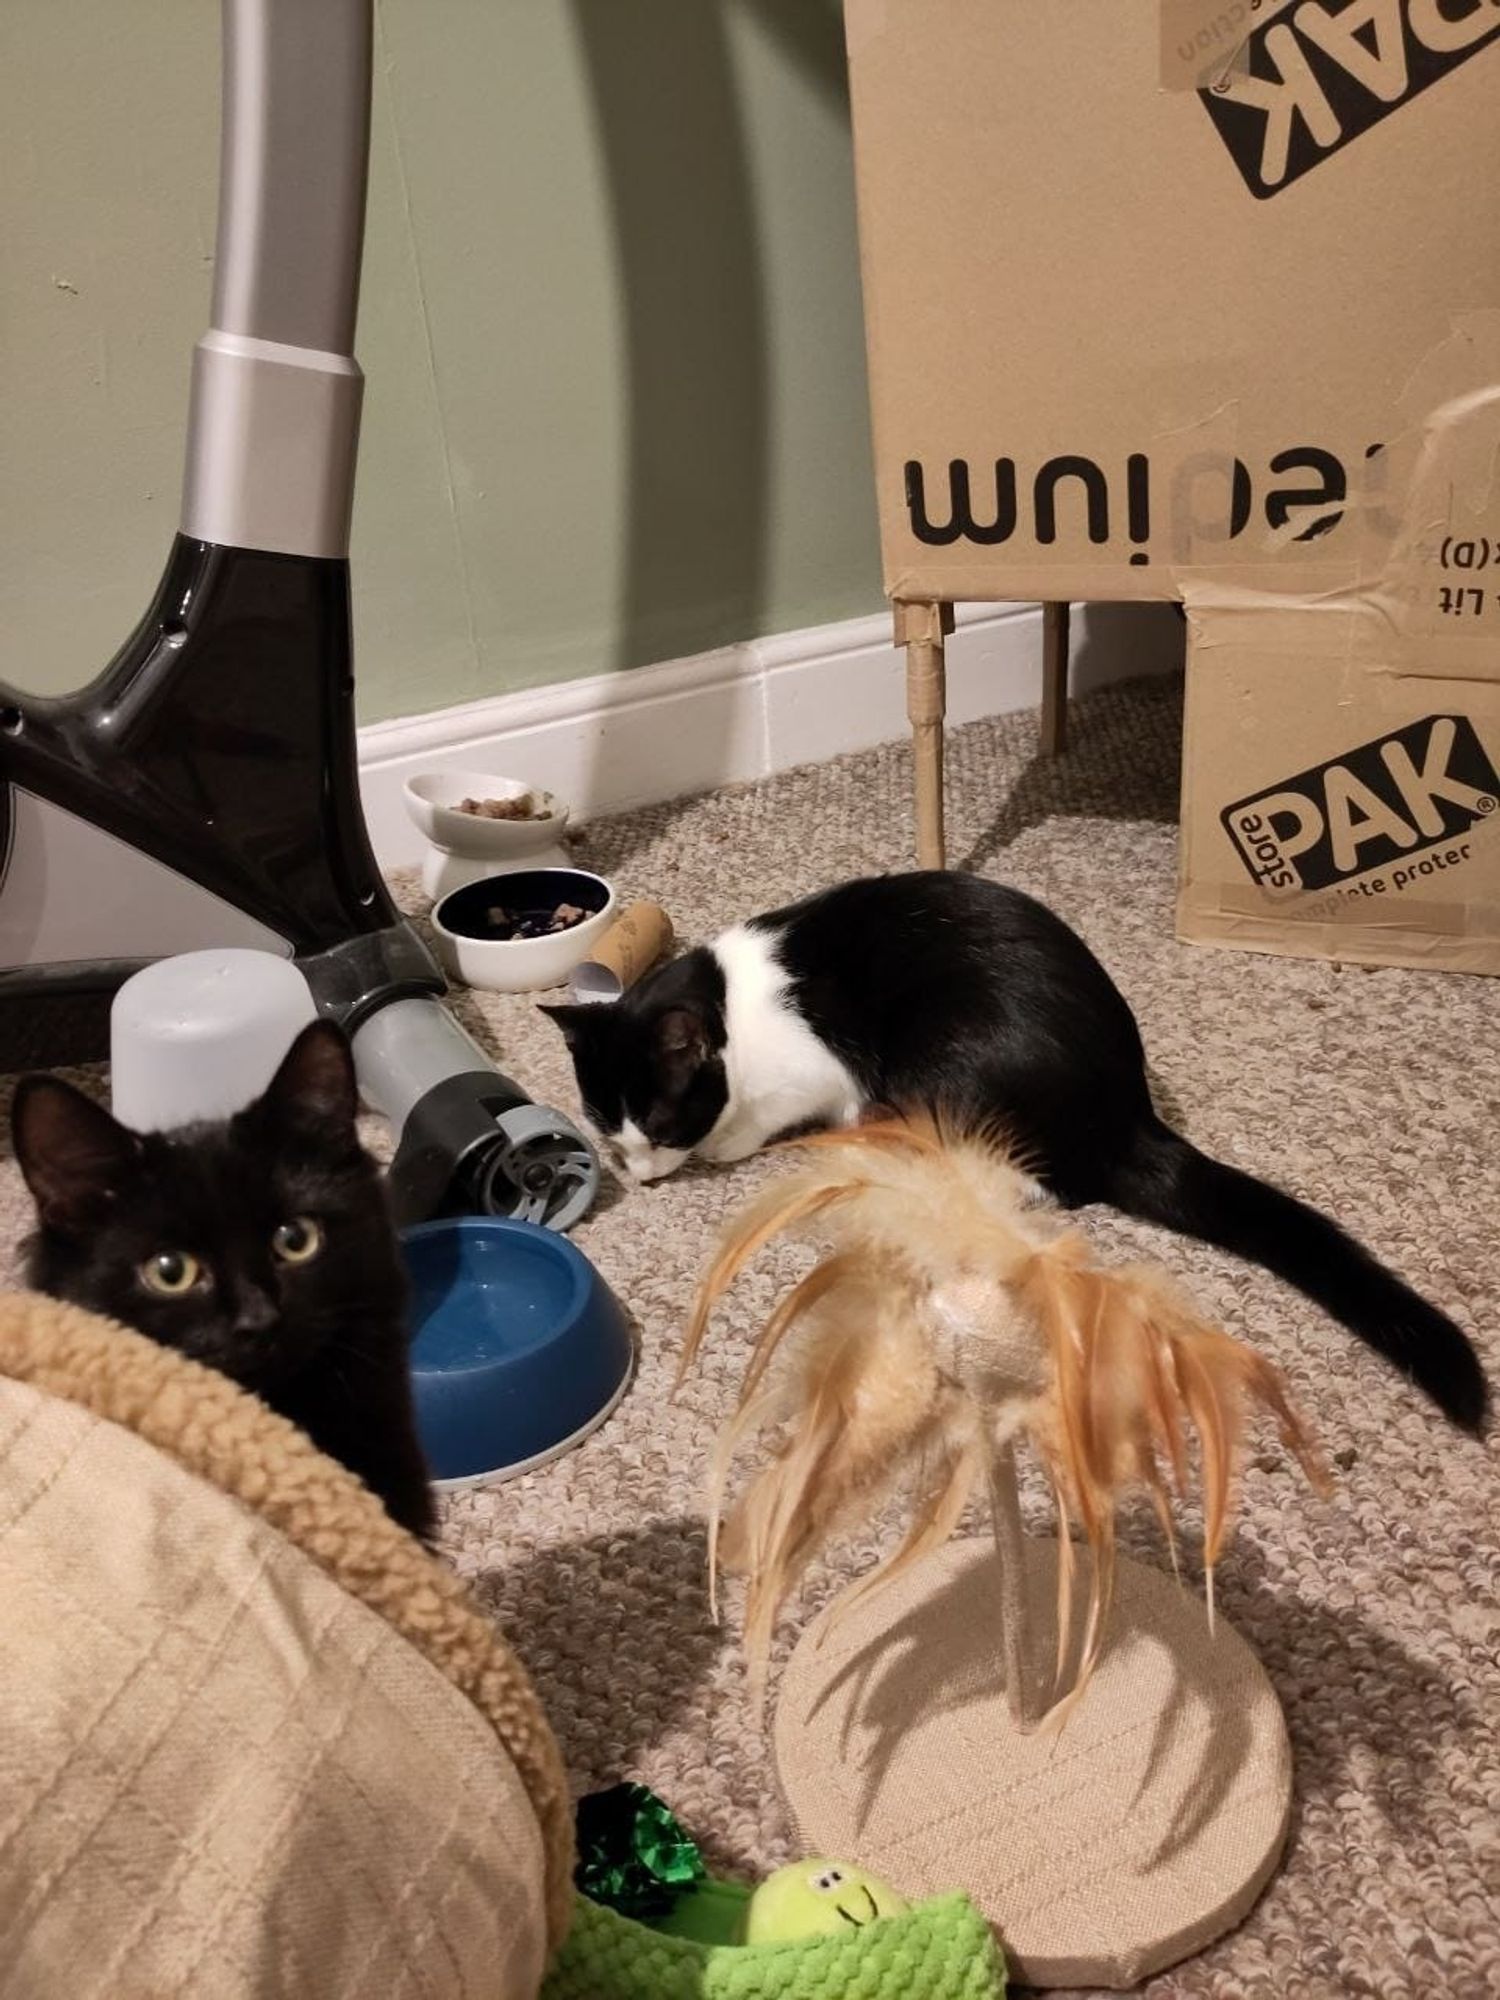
<box><xmin>11</xmin><ymin>1020</ymin><xmax>436</xmax><ymax>1540</ymax></box>
<box><xmin>543</xmin><ymin>871</ymin><xmax>1487</xmax><ymax>1430</ymax></box>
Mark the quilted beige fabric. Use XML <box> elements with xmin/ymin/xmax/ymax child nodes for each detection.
<box><xmin>0</xmin><ymin>1292</ymin><xmax>571</xmax><ymax>2000</ymax></box>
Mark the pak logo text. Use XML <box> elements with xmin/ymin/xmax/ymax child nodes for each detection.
<box><xmin>1199</xmin><ymin>0</ymin><xmax>1500</xmax><ymax>198</ymax></box>
<box><xmin>1222</xmin><ymin>714</ymin><xmax>1499</xmax><ymax>901</ymax></box>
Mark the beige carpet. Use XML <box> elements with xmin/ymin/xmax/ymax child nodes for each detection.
<box><xmin>3</xmin><ymin>672</ymin><xmax>1497</xmax><ymax>1997</ymax></box>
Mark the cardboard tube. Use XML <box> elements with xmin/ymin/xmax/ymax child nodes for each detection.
<box><xmin>568</xmin><ymin>902</ymin><xmax>674</xmax><ymax>1003</ymax></box>
<box><xmin>912</xmin><ymin>715</ymin><xmax>945</xmax><ymax>870</ymax></box>
<box><xmin>908</xmin><ymin>640</ymin><xmax>947</xmax><ymax>868</ymax></box>
<box><xmin>896</xmin><ymin>600</ymin><xmax>953</xmax><ymax>870</ymax></box>
<box><xmin>1041</xmin><ymin>601</ymin><xmax>1070</xmax><ymax>757</ymax></box>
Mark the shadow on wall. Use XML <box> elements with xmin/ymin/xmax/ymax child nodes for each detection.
<box><xmin>568</xmin><ymin>0</ymin><xmax>849</xmax><ymax>849</ymax></box>
<box><xmin>1072</xmin><ymin>601</ymin><xmax>1187</xmax><ymax>699</ymax></box>
<box><xmin>568</xmin><ymin>6</ymin><xmax>1184</xmax><ymax>868</ymax></box>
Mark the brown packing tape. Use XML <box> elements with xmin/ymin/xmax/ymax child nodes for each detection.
<box><xmin>1177</xmin><ymin>896</ymin><xmax>1500</xmax><ymax>972</ymax></box>
<box><xmin>884</xmin><ymin>556</ymin><xmax>1362</xmax><ymax>606</ymax></box>
<box><xmin>1204</xmin><ymin>882</ymin><xmax>1470</xmax><ymax>937</ymax></box>
<box><xmin>910</xmin><ymin>310</ymin><xmax>1500</xmax><ymax>603</ymax></box>
<box><xmin>572</xmin><ymin>903</ymin><xmax>674</xmax><ymax>1000</ymax></box>
<box><xmin>1363</xmin><ymin>318</ymin><xmax>1500</xmax><ymax>651</ymax></box>
<box><xmin>905</xmin><ymin>646</ymin><xmax>946</xmax><ymax>728</ymax></box>
<box><xmin>892</xmin><ymin>600</ymin><xmax>953</xmax><ymax>646</ymax></box>
<box><xmin>1157</xmin><ymin>0</ymin><xmax>1272</xmax><ymax>94</ymax></box>
<box><xmin>895</xmin><ymin>603</ymin><xmax>952</xmax><ymax>867</ymax></box>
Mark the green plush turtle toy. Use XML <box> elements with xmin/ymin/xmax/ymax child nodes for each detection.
<box><xmin>543</xmin><ymin>1782</ymin><xmax>1006</xmax><ymax>2000</ymax></box>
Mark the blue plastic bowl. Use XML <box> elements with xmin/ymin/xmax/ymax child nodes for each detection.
<box><xmin>401</xmin><ymin>1216</ymin><xmax>634</xmax><ymax>1487</ymax></box>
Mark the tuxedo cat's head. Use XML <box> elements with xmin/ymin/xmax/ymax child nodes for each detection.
<box><xmin>541</xmin><ymin>948</ymin><xmax>728</xmax><ymax>1182</ymax></box>
<box><xmin>11</xmin><ymin>1021</ymin><xmax>404</xmax><ymax>1387</ymax></box>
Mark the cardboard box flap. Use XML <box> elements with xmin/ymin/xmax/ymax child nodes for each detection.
<box><xmin>844</xmin><ymin>0</ymin><xmax>1500</xmax><ymax>603</ymax></box>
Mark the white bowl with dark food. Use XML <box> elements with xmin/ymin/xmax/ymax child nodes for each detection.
<box><xmin>430</xmin><ymin>868</ymin><xmax>617</xmax><ymax>993</ymax></box>
<box><xmin>402</xmin><ymin>770</ymin><xmax>571</xmax><ymax>898</ymax></box>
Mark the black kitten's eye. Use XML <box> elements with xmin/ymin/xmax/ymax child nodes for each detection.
<box><xmin>139</xmin><ymin>1250</ymin><xmax>202</xmax><ymax>1296</ymax></box>
<box><xmin>271</xmin><ymin>1216</ymin><xmax>324</xmax><ymax>1265</ymax></box>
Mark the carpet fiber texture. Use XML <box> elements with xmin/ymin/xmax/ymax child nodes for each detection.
<box><xmin>2</xmin><ymin>673</ymin><xmax>1496</xmax><ymax>1997</ymax></box>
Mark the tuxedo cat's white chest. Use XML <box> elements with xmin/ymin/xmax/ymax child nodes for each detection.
<box><xmin>697</xmin><ymin>924</ymin><xmax>863</xmax><ymax>1163</ymax></box>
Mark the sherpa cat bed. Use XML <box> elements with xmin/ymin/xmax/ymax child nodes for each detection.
<box><xmin>0</xmin><ymin>1290</ymin><xmax>573</xmax><ymax>2000</ymax></box>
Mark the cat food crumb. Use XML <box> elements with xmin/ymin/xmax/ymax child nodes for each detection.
<box><xmin>483</xmin><ymin>901</ymin><xmax>590</xmax><ymax>941</ymax></box>
<box><xmin>458</xmin><ymin>793</ymin><xmax>553</xmax><ymax>821</ymax></box>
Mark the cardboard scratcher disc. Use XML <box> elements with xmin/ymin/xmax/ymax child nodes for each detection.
<box><xmin>773</xmin><ymin>1538</ymin><xmax>1292</xmax><ymax>1992</ymax></box>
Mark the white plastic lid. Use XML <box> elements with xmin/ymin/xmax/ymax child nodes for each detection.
<box><xmin>110</xmin><ymin>949</ymin><xmax>317</xmax><ymax>1132</ymax></box>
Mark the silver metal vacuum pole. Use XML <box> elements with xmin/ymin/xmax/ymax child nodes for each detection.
<box><xmin>0</xmin><ymin>0</ymin><xmax>597</xmax><ymax>1227</ymax></box>
<box><xmin>183</xmin><ymin>0</ymin><xmax>369</xmax><ymax>564</ymax></box>
<box><xmin>191</xmin><ymin>0</ymin><xmax>604</xmax><ymax>1224</ymax></box>
<box><xmin>194</xmin><ymin>0</ymin><xmax>600</xmax><ymax>1224</ymax></box>
<box><xmin>189</xmin><ymin>0</ymin><xmax>600</xmax><ymax>1230</ymax></box>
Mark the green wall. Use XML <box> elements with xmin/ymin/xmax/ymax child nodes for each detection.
<box><xmin>0</xmin><ymin>1</ymin><xmax>880</xmax><ymax>723</ymax></box>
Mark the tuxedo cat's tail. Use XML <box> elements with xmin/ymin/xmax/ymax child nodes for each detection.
<box><xmin>1105</xmin><ymin>1122</ymin><xmax>1488</xmax><ymax>1432</ymax></box>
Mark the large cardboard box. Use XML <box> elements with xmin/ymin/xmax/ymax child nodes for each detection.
<box><xmin>844</xmin><ymin>0</ymin><xmax>1500</xmax><ymax>972</ymax></box>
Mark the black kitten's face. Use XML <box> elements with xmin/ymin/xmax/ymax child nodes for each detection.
<box><xmin>12</xmin><ymin>1022</ymin><xmax>403</xmax><ymax>1388</ymax></box>
<box><xmin>541</xmin><ymin>983</ymin><xmax>728</xmax><ymax>1183</ymax></box>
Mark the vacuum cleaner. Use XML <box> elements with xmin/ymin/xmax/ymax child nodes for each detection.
<box><xmin>0</xmin><ymin>0</ymin><xmax>597</xmax><ymax>1233</ymax></box>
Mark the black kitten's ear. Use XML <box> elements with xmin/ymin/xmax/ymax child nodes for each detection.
<box><xmin>652</xmin><ymin>1006</ymin><xmax>709</xmax><ymax>1080</ymax></box>
<box><xmin>538</xmin><ymin>1003</ymin><xmax>598</xmax><ymax>1049</ymax></box>
<box><xmin>260</xmin><ymin>1020</ymin><xmax>359</xmax><ymax>1139</ymax></box>
<box><xmin>11</xmin><ymin>1076</ymin><xmax>142</xmax><ymax>1233</ymax></box>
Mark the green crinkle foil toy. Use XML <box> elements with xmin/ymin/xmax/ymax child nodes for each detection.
<box><xmin>541</xmin><ymin>1888</ymin><xmax>1007</xmax><ymax>2000</ymax></box>
<box><xmin>574</xmin><ymin>1782</ymin><xmax>707</xmax><ymax>1921</ymax></box>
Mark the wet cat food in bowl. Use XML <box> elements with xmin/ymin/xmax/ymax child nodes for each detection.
<box><xmin>431</xmin><ymin>867</ymin><xmax>617</xmax><ymax>992</ymax></box>
<box><xmin>455</xmin><ymin>792</ymin><xmax>554</xmax><ymax>821</ymax></box>
<box><xmin>402</xmin><ymin>1216</ymin><xmax>634</xmax><ymax>1486</ymax></box>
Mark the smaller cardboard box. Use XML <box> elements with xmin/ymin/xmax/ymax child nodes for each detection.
<box><xmin>1182</xmin><ymin>611</ymin><xmax>1500</xmax><ymax>973</ymax></box>
<box><xmin>843</xmin><ymin>0</ymin><xmax>1500</xmax><ymax>972</ymax></box>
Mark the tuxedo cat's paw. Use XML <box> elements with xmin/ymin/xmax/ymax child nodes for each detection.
<box><xmin>617</xmin><ymin>1119</ymin><xmax>691</xmax><ymax>1184</ymax></box>
<box><xmin>697</xmin><ymin>1127</ymin><xmax>767</xmax><ymax>1166</ymax></box>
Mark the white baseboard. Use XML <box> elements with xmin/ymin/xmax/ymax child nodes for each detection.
<box><xmin>357</xmin><ymin>600</ymin><xmax>1175</xmax><ymax>872</ymax></box>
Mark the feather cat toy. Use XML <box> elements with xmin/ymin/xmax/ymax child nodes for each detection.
<box><xmin>680</xmin><ymin>1119</ymin><xmax>1331</xmax><ymax>1728</ymax></box>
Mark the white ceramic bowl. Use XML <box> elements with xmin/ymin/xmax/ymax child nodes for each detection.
<box><xmin>403</xmin><ymin>770</ymin><xmax>571</xmax><ymax>899</ymax></box>
<box><xmin>431</xmin><ymin>868</ymin><xmax>618</xmax><ymax>993</ymax></box>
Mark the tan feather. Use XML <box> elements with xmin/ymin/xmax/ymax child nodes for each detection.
<box><xmin>1019</xmin><ymin>1243</ymin><xmax>1329</xmax><ymax>1698</ymax></box>
<box><xmin>828</xmin><ymin>1392</ymin><xmax>988</xmax><ymax>1633</ymax></box>
<box><xmin>737</xmin><ymin>1253</ymin><xmax>863</xmax><ymax>1412</ymax></box>
<box><xmin>1048</xmin><ymin>1474</ymin><xmax>1078</xmax><ymax>1696</ymax></box>
<box><xmin>685</xmin><ymin>1119</ymin><xmax>1330</xmax><ymax>1724</ymax></box>
<box><xmin>675</xmin><ymin>1178</ymin><xmax>850</xmax><ymax>1389</ymax></box>
<box><xmin>717</xmin><ymin>1295</ymin><xmax>945</xmax><ymax>1707</ymax></box>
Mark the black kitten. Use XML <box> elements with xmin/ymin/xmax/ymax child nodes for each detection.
<box><xmin>542</xmin><ymin>870</ymin><xmax>1487</xmax><ymax>1432</ymax></box>
<box><xmin>11</xmin><ymin>1020</ymin><xmax>435</xmax><ymax>1541</ymax></box>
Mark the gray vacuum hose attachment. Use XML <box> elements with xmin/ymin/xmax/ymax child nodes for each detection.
<box><xmin>468</xmin><ymin>1100</ymin><xmax>598</xmax><ymax>1230</ymax></box>
<box><xmin>350</xmin><ymin>996</ymin><xmax>599</xmax><ymax>1231</ymax></box>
